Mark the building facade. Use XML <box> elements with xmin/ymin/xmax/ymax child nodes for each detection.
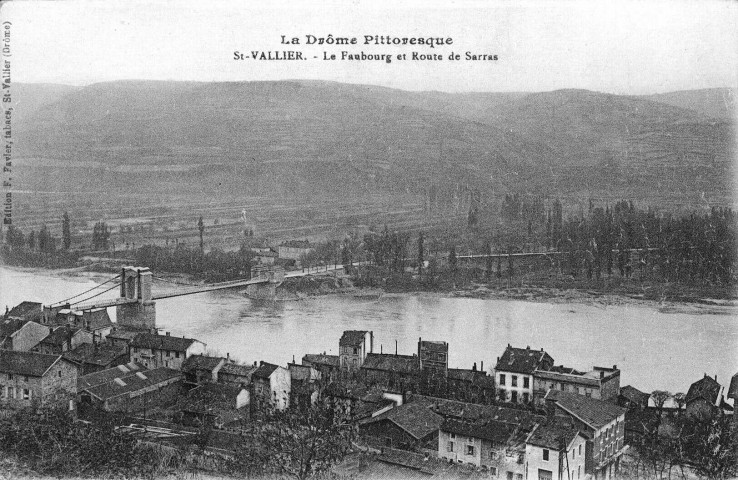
<box><xmin>494</xmin><ymin>345</ymin><xmax>554</xmax><ymax>404</ymax></box>
<box><xmin>129</xmin><ymin>332</ymin><xmax>206</xmax><ymax>369</ymax></box>
<box><xmin>533</xmin><ymin>365</ymin><xmax>620</xmax><ymax>405</ymax></box>
<box><xmin>339</xmin><ymin>330</ymin><xmax>373</xmax><ymax>373</ymax></box>
<box><xmin>0</xmin><ymin>351</ymin><xmax>78</xmax><ymax>409</ymax></box>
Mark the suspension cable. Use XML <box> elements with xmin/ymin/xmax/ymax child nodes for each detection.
<box><xmin>69</xmin><ymin>280</ymin><xmax>123</xmax><ymax>307</ymax></box>
<box><xmin>50</xmin><ymin>274</ymin><xmax>122</xmax><ymax>306</ymax></box>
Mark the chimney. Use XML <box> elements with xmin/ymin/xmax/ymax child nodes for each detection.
<box><xmin>253</xmin><ymin>361</ymin><xmax>257</xmax><ymax>366</ymax></box>
<box><xmin>381</xmin><ymin>344</ymin><xmax>383</xmax><ymax>354</ymax></box>
<box><xmin>472</xmin><ymin>362</ymin><xmax>477</xmax><ymax>372</ymax></box>
<box><xmin>526</xmin><ymin>346</ymin><xmax>530</xmax><ymax>350</ymax></box>
<box><xmin>541</xmin><ymin>348</ymin><xmax>544</xmax><ymax>352</ymax></box>
<box><xmin>395</xmin><ymin>340</ymin><xmax>398</xmax><ymax>356</ymax></box>
<box><xmin>714</xmin><ymin>375</ymin><xmax>717</xmax><ymax>382</ymax></box>
<box><xmin>166</xmin><ymin>332</ymin><xmax>170</xmax><ymax>336</ymax></box>
<box><xmin>600</xmin><ymin>371</ymin><xmax>604</xmax><ymax>379</ymax></box>
<box><xmin>613</xmin><ymin>364</ymin><xmax>617</xmax><ymax>370</ymax></box>
<box><xmin>292</xmin><ymin>354</ymin><xmax>295</xmax><ymax>363</ymax></box>
<box><xmin>481</xmin><ymin>361</ymin><xmax>483</xmax><ymax>372</ymax></box>
<box><xmin>227</xmin><ymin>352</ymin><xmax>230</xmax><ymax>361</ymax></box>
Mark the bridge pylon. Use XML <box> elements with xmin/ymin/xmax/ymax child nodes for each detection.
<box><xmin>116</xmin><ymin>266</ymin><xmax>156</xmax><ymax>330</ymax></box>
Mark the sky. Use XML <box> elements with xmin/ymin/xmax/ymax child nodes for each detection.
<box><xmin>1</xmin><ymin>0</ymin><xmax>737</xmax><ymax>94</ymax></box>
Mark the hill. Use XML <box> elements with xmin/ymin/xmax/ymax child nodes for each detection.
<box><xmin>6</xmin><ymin>81</ymin><xmax>734</xmax><ymax>241</ymax></box>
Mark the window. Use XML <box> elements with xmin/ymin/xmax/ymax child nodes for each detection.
<box><xmin>488</xmin><ymin>450</ymin><xmax>496</xmax><ymax>460</ymax></box>
<box><xmin>538</xmin><ymin>469</ymin><xmax>553</xmax><ymax>480</ymax></box>
<box><xmin>58</xmin><ymin>370</ymin><xmax>62</xmax><ymax>378</ymax></box>
<box><xmin>489</xmin><ymin>467</ymin><xmax>497</xmax><ymax>476</ymax></box>
<box><xmin>7</xmin><ymin>374</ymin><xmax>12</xmax><ymax>380</ymax></box>
<box><xmin>499</xmin><ymin>374</ymin><xmax>506</xmax><ymax>386</ymax></box>
<box><xmin>579</xmin><ymin>444</ymin><xmax>582</xmax><ymax>455</ymax></box>
<box><xmin>447</xmin><ymin>441</ymin><xmax>455</xmax><ymax>452</ymax></box>
<box><xmin>353</xmin><ymin>348</ymin><xmax>358</xmax><ymax>355</ymax></box>
<box><xmin>523</xmin><ymin>392</ymin><xmax>529</xmax><ymax>403</ymax></box>
<box><xmin>0</xmin><ymin>387</ymin><xmax>4</xmax><ymax>399</ymax></box>
<box><xmin>559</xmin><ymin>383</ymin><xmax>565</xmax><ymax>390</ymax></box>
<box><xmin>507</xmin><ymin>471</ymin><xmax>514</xmax><ymax>480</ymax></box>
<box><xmin>466</xmin><ymin>445</ymin><xmax>475</xmax><ymax>456</ymax></box>
<box><xmin>175</xmin><ymin>352</ymin><xmax>180</xmax><ymax>359</ymax></box>
<box><xmin>543</xmin><ymin>449</ymin><xmax>549</xmax><ymax>461</ymax></box>
<box><xmin>450</xmin><ymin>433</ymin><xmax>455</xmax><ymax>439</ymax></box>
<box><xmin>585</xmin><ymin>391</ymin><xmax>592</xmax><ymax>398</ymax></box>
<box><xmin>523</xmin><ymin>377</ymin><xmax>530</xmax><ymax>388</ymax></box>
<box><xmin>578</xmin><ymin>465</ymin><xmax>581</xmax><ymax>479</ymax></box>
<box><xmin>8</xmin><ymin>387</ymin><xmax>15</xmax><ymax>399</ymax></box>
<box><xmin>511</xmin><ymin>375</ymin><xmax>518</xmax><ymax>387</ymax></box>
<box><xmin>516</xmin><ymin>474</ymin><xmax>523</xmax><ymax>480</ymax></box>
<box><xmin>22</xmin><ymin>389</ymin><xmax>30</xmax><ymax>400</ymax></box>
<box><xmin>511</xmin><ymin>391</ymin><xmax>518</xmax><ymax>403</ymax></box>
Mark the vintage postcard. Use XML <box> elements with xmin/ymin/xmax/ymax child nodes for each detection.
<box><xmin>0</xmin><ymin>0</ymin><xmax>736</xmax><ymax>479</ymax></box>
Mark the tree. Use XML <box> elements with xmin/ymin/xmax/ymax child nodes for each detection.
<box><xmin>417</xmin><ymin>232</ymin><xmax>425</xmax><ymax>277</ymax></box>
<box><xmin>92</xmin><ymin>221</ymin><xmax>110</xmax><ymax>251</ymax></box>
<box><xmin>62</xmin><ymin>211</ymin><xmax>71</xmax><ymax>250</ymax></box>
<box><xmin>27</xmin><ymin>230</ymin><xmax>35</xmax><ymax>250</ymax></box>
<box><xmin>234</xmin><ymin>403</ymin><xmax>356</xmax><ymax>480</ymax></box>
<box><xmin>198</xmin><ymin>216</ymin><xmax>205</xmax><ymax>253</ymax></box>
<box><xmin>682</xmin><ymin>412</ymin><xmax>738</xmax><ymax>480</ymax></box>
<box><xmin>651</xmin><ymin>390</ymin><xmax>672</xmax><ymax>419</ymax></box>
<box><xmin>448</xmin><ymin>246</ymin><xmax>457</xmax><ymax>274</ymax></box>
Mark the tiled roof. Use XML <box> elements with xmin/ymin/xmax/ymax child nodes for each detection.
<box><xmin>526</xmin><ymin>419</ymin><xmax>583</xmax><ymax>450</ymax></box>
<box><xmin>441</xmin><ymin>418</ymin><xmax>517</xmax><ymax>443</ymax></box>
<box><xmin>447</xmin><ymin>369</ymin><xmax>496</xmax><ymax>388</ymax></box>
<box><xmin>219</xmin><ymin>362</ymin><xmax>257</xmax><ymax>378</ymax></box>
<box><xmin>365</xmin><ymin>402</ymin><xmax>443</xmax><ymax>440</ymax></box>
<box><xmin>83</xmin><ymin>367</ymin><xmax>182</xmax><ymax>401</ymax></box>
<box><xmin>7</xmin><ymin>301</ymin><xmax>43</xmax><ymax>321</ymax></box>
<box><xmin>130</xmin><ymin>332</ymin><xmax>201</xmax><ymax>352</ymax></box>
<box><xmin>107</xmin><ymin>329</ymin><xmax>140</xmax><ymax>341</ymax></box>
<box><xmin>181</xmin><ymin>355</ymin><xmax>226</xmax><ymax>373</ymax></box>
<box><xmin>77</xmin><ymin>362</ymin><xmax>147</xmax><ymax>390</ymax></box>
<box><xmin>252</xmin><ymin>361</ymin><xmax>279</xmax><ymax>379</ymax></box>
<box><xmin>362</xmin><ymin>353</ymin><xmax>418</xmax><ymax>374</ymax></box>
<box><xmin>0</xmin><ymin>318</ymin><xmax>27</xmax><ymax>338</ymax></box>
<box><xmin>545</xmin><ymin>390</ymin><xmax>626</xmax><ymax>430</ymax></box>
<box><xmin>411</xmin><ymin>395</ymin><xmax>544</xmax><ymax>427</ymax></box>
<box><xmin>178</xmin><ymin>383</ymin><xmax>247</xmax><ymax>414</ymax></box>
<box><xmin>288</xmin><ymin>363</ymin><xmax>319</xmax><ymax>382</ymax></box>
<box><xmin>39</xmin><ymin>326</ymin><xmax>79</xmax><ymax>346</ymax></box>
<box><xmin>0</xmin><ymin>350</ymin><xmax>64</xmax><ymax>377</ymax></box>
<box><xmin>340</xmin><ymin>330</ymin><xmax>369</xmax><ymax>347</ymax></box>
<box><xmin>729</xmin><ymin>373</ymin><xmax>738</xmax><ymax>400</ymax></box>
<box><xmin>619</xmin><ymin>385</ymin><xmax>650</xmax><ymax>406</ymax></box>
<box><xmin>63</xmin><ymin>343</ymin><xmax>127</xmax><ymax>367</ymax></box>
<box><xmin>420</xmin><ymin>341</ymin><xmax>448</xmax><ymax>353</ymax></box>
<box><xmin>686</xmin><ymin>375</ymin><xmax>722</xmax><ymax>405</ymax></box>
<box><xmin>495</xmin><ymin>345</ymin><xmax>553</xmax><ymax>374</ymax></box>
<box><xmin>302</xmin><ymin>353</ymin><xmax>339</xmax><ymax>367</ymax></box>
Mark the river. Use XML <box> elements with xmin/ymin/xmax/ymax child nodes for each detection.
<box><xmin>1</xmin><ymin>266</ymin><xmax>737</xmax><ymax>396</ymax></box>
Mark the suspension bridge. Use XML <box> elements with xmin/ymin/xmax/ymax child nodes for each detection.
<box><xmin>44</xmin><ymin>263</ymin><xmax>348</xmax><ymax>329</ymax></box>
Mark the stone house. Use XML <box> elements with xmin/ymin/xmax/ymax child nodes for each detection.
<box><xmin>129</xmin><ymin>332</ymin><xmax>206</xmax><ymax>369</ymax></box>
<box><xmin>0</xmin><ymin>319</ymin><xmax>49</xmax><ymax>351</ymax></box>
<box><xmin>63</xmin><ymin>342</ymin><xmax>129</xmax><ymax>375</ymax></box>
<box><xmin>494</xmin><ymin>345</ymin><xmax>554</xmax><ymax>404</ymax></box>
<box><xmin>277</xmin><ymin>240</ymin><xmax>314</xmax><ymax>266</ymax></box>
<box><xmin>288</xmin><ymin>362</ymin><xmax>322</xmax><ymax>409</ymax></box>
<box><xmin>359</xmin><ymin>401</ymin><xmax>443</xmax><ymax>451</ymax></box>
<box><xmin>545</xmin><ymin>390</ymin><xmax>627</xmax><ymax>480</ymax></box>
<box><xmin>533</xmin><ymin>365</ymin><xmax>620</xmax><ymax>405</ymax></box>
<box><xmin>218</xmin><ymin>361</ymin><xmax>257</xmax><ymax>387</ymax></box>
<box><xmin>78</xmin><ymin>366</ymin><xmax>182</xmax><ymax>412</ymax></box>
<box><xmin>438</xmin><ymin>417</ymin><xmax>522</xmax><ymax>474</ymax></box>
<box><xmin>176</xmin><ymin>383</ymin><xmax>250</xmax><ymax>429</ymax></box>
<box><xmin>251</xmin><ymin>361</ymin><xmax>290</xmax><ymax>411</ymax></box>
<box><xmin>339</xmin><ymin>330</ymin><xmax>373</xmax><ymax>373</ymax></box>
<box><xmin>32</xmin><ymin>325</ymin><xmax>94</xmax><ymax>355</ymax></box>
<box><xmin>360</xmin><ymin>353</ymin><xmax>419</xmax><ymax>392</ymax></box>
<box><xmin>301</xmin><ymin>353</ymin><xmax>339</xmax><ymax>381</ymax></box>
<box><xmin>0</xmin><ymin>350</ymin><xmax>78</xmax><ymax>409</ymax></box>
<box><xmin>5</xmin><ymin>301</ymin><xmax>44</xmax><ymax>323</ymax></box>
<box><xmin>525</xmin><ymin>420</ymin><xmax>589</xmax><ymax>480</ymax></box>
<box><xmin>181</xmin><ymin>354</ymin><xmax>227</xmax><ymax>385</ymax></box>
<box><xmin>685</xmin><ymin>374</ymin><xmax>728</xmax><ymax>417</ymax></box>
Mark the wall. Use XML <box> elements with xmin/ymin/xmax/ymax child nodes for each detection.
<box><xmin>103</xmin><ymin>377</ymin><xmax>183</xmax><ymax>412</ymax></box>
<box><xmin>525</xmin><ymin>444</ymin><xmax>562</xmax><ymax>480</ymax></box>
<box><xmin>40</xmin><ymin>359</ymin><xmax>78</xmax><ymax>407</ymax></box>
<box><xmin>0</xmin><ymin>374</ymin><xmax>43</xmax><ymax>409</ymax></box>
<box><xmin>437</xmin><ymin>429</ymin><xmax>482</xmax><ymax>466</ymax></box>
<box><xmin>362</xmin><ymin>419</ymin><xmax>419</xmax><ymax>450</ymax></box>
<box><xmin>496</xmin><ymin>370</ymin><xmax>533</xmax><ymax>403</ymax></box>
<box><xmin>270</xmin><ymin>367</ymin><xmax>291</xmax><ymax>410</ymax></box>
<box><xmin>592</xmin><ymin>414</ymin><xmax>625</xmax><ymax>478</ymax></box>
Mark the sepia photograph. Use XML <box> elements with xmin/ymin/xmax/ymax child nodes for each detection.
<box><xmin>0</xmin><ymin>0</ymin><xmax>736</xmax><ymax>479</ymax></box>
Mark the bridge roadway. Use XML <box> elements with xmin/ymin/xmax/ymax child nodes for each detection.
<box><xmin>70</xmin><ymin>263</ymin><xmax>350</xmax><ymax>309</ymax></box>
